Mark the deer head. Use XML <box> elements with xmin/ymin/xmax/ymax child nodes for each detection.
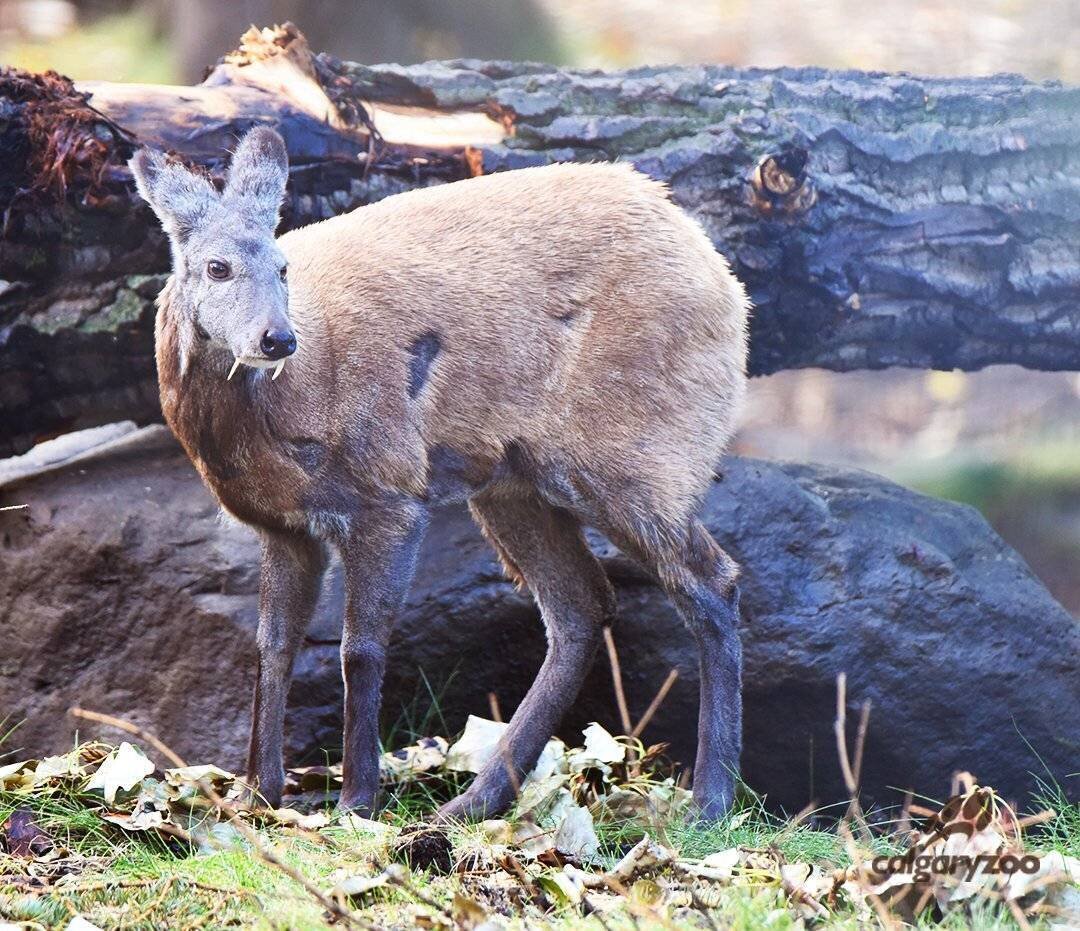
<box><xmin>130</xmin><ymin>126</ymin><xmax>295</xmax><ymax>373</ymax></box>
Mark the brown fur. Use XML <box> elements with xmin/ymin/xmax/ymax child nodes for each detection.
<box><xmin>150</xmin><ymin>152</ymin><xmax>750</xmax><ymax>818</ymax></box>
<box><xmin>160</xmin><ymin>162</ymin><xmax>748</xmax><ymax>546</ymax></box>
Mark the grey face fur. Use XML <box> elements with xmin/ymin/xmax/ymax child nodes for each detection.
<box><xmin>130</xmin><ymin>127</ymin><xmax>292</xmax><ymax>368</ymax></box>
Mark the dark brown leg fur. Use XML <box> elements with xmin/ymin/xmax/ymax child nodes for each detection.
<box><xmin>435</xmin><ymin>488</ymin><xmax>615</xmax><ymax>821</ymax></box>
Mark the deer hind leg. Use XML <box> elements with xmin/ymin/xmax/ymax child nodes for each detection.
<box><xmin>606</xmin><ymin>516</ymin><xmax>742</xmax><ymax>819</ymax></box>
<box><xmin>436</xmin><ymin>489</ymin><xmax>616</xmax><ymax>822</ymax></box>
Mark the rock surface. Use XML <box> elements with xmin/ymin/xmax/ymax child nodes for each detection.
<box><xmin>1</xmin><ymin>426</ymin><xmax>1076</xmax><ymax>810</ymax></box>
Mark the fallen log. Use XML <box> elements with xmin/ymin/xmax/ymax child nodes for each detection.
<box><xmin>1</xmin><ymin>24</ymin><xmax>1078</xmax><ymax>456</ymax></box>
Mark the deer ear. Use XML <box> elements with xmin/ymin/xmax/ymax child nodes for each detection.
<box><xmin>224</xmin><ymin>125</ymin><xmax>289</xmax><ymax>231</ymax></box>
<box><xmin>129</xmin><ymin>147</ymin><xmax>218</xmax><ymax>244</ymax></box>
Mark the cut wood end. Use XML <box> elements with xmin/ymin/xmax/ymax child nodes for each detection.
<box><xmin>222</xmin><ymin>22</ymin><xmax>316</xmax><ymax>80</ymax></box>
<box><xmin>750</xmin><ymin>146</ymin><xmax>816</xmax><ymax>216</ymax></box>
<box><xmin>371</xmin><ymin>104</ymin><xmax>507</xmax><ymax>149</ymax></box>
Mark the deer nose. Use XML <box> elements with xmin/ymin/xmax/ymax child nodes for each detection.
<box><xmin>260</xmin><ymin>327</ymin><xmax>296</xmax><ymax>360</ymax></box>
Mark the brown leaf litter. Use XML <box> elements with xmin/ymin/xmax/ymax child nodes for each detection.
<box><xmin>1</xmin><ymin>723</ymin><xmax>1077</xmax><ymax>928</ymax></box>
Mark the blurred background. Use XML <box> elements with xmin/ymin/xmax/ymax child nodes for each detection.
<box><xmin>2</xmin><ymin>0</ymin><xmax>1079</xmax><ymax>614</ymax></box>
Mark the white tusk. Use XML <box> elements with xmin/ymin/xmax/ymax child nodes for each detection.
<box><xmin>227</xmin><ymin>359</ymin><xmax>241</xmax><ymax>381</ymax></box>
<box><xmin>272</xmin><ymin>359</ymin><xmax>286</xmax><ymax>380</ymax></box>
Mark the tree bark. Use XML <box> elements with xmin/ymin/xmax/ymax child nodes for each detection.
<box><xmin>1</xmin><ymin>24</ymin><xmax>1078</xmax><ymax>456</ymax></box>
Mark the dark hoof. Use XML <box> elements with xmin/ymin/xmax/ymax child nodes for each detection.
<box><xmin>435</xmin><ymin>787</ymin><xmax>512</xmax><ymax>824</ymax></box>
<box><xmin>433</xmin><ymin>797</ymin><xmax>472</xmax><ymax>824</ymax></box>
<box><xmin>692</xmin><ymin>779</ymin><xmax>737</xmax><ymax>822</ymax></box>
<box><xmin>695</xmin><ymin>797</ymin><xmax>733</xmax><ymax>822</ymax></box>
<box><xmin>337</xmin><ymin>800</ymin><xmax>376</xmax><ymax>818</ymax></box>
<box><xmin>337</xmin><ymin>788</ymin><xmax>377</xmax><ymax>816</ymax></box>
<box><xmin>392</xmin><ymin>824</ymin><xmax>454</xmax><ymax>873</ymax></box>
<box><xmin>239</xmin><ymin>779</ymin><xmax>277</xmax><ymax>810</ymax></box>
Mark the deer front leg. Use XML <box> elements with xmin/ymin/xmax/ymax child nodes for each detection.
<box><xmin>338</xmin><ymin>499</ymin><xmax>428</xmax><ymax>814</ymax></box>
<box><xmin>247</xmin><ymin>528</ymin><xmax>327</xmax><ymax>808</ymax></box>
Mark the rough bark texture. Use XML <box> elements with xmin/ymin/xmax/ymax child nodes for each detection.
<box><xmin>3</xmin><ymin>426</ymin><xmax>1077</xmax><ymax>810</ymax></box>
<box><xmin>1</xmin><ymin>25</ymin><xmax>1079</xmax><ymax>455</ymax></box>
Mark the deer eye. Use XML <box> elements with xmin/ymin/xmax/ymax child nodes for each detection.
<box><xmin>279</xmin><ymin>265</ymin><xmax>287</xmax><ymax>281</ymax></box>
<box><xmin>207</xmin><ymin>259</ymin><xmax>231</xmax><ymax>281</ymax></box>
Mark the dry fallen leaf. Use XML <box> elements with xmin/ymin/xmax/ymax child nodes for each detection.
<box><xmin>629</xmin><ymin>876</ymin><xmax>666</xmax><ymax>907</ymax></box>
<box><xmin>101</xmin><ymin>794</ymin><xmax>172</xmax><ymax>832</ymax></box>
<box><xmin>516</xmin><ymin>771</ymin><xmax>568</xmax><ymax>815</ymax></box>
<box><xmin>610</xmin><ymin>834</ymin><xmax>676</xmax><ymax>883</ymax></box>
<box><xmin>266</xmin><ymin>807</ymin><xmax>330</xmax><ymax>830</ymax></box>
<box><xmin>511</xmin><ymin>817</ymin><xmax>556</xmax><ymax>860</ymax></box>
<box><xmin>478</xmin><ymin>819</ymin><xmax>514</xmax><ymax>844</ymax></box>
<box><xmin>0</xmin><ymin>760</ymin><xmax>29</xmax><ymax>789</ymax></box>
<box><xmin>86</xmin><ymin>742</ymin><xmax>154</xmax><ymax>804</ymax></box>
<box><xmin>338</xmin><ymin>812</ymin><xmax>395</xmax><ymax>839</ymax></box>
<box><xmin>537</xmin><ymin>868</ymin><xmax>585</xmax><ymax>905</ymax></box>
<box><xmin>380</xmin><ymin>736</ymin><xmax>449</xmax><ymax>783</ymax></box>
<box><xmin>445</xmin><ymin>716</ymin><xmax>508</xmax><ymax>774</ymax></box>
<box><xmin>1</xmin><ymin>808</ymin><xmax>55</xmax><ymax>858</ymax></box>
<box><xmin>553</xmin><ymin>800</ymin><xmax>600</xmax><ymax>863</ymax></box>
<box><xmin>780</xmin><ymin>862</ymin><xmax>831</xmax><ymax>920</ymax></box>
<box><xmin>31</xmin><ymin>751</ymin><xmax>85</xmax><ymax>787</ymax></box>
<box><xmin>330</xmin><ymin>868</ymin><xmax>391</xmax><ymax>900</ymax></box>
<box><xmin>164</xmin><ymin>764</ymin><xmax>235</xmax><ymax>788</ymax></box>
<box><xmin>580</xmin><ymin>723</ymin><xmax>625</xmax><ymax>765</ymax></box>
<box><xmin>593</xmin><ymin>781</ymin><xmax>691</xmax><ymax>827</ymax></box>
<box><xmin>445</xmin><ymin>716</ymin><xmax>564</xmax><ymax>785</ymax></box>
<box><xmin>566</xmin><ymin>833</ymin><xmax>677</xmax><ymax>891</ymax></box>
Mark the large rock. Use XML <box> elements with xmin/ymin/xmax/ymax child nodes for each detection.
<box><xmin>1</xmin><ymin>426</ymin><xmax>1076</xmax><ymax>811</ymax></box>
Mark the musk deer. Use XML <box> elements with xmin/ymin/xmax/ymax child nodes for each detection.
<box><xmin>130</xmin><ymin>126</ymin><xmax>750</xmax><ymax>820</ymax></box>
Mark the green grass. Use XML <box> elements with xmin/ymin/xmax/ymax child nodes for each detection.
<box><xmin>0</xmin><ymin>10</ymin><xmax>177</xmax><ymax>84</ymax></box>
<box><xmin>2</xmin><ymin>704</ymin><xmax>1077</xmax><ymax>930</ymax></box>
<box><xmin>1031</xmin><ymin>780</ymin><xmax>1080</xmax><ymax>860</ymax></box>
<box><xmin>3</xmin><ymin>773</ymin><xmax>1075</xmax><ymax>929</ymax></box>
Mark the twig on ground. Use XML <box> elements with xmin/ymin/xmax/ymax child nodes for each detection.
<box><xmin>69</xmin><ymin>707</ymin><xmax>379</xmax><ymax>931</ymax></box>
<box><xmin>779</xmin><ymin>869</ymin><xmax>829</xmax><ymax>919</ymax></box>
<box><xmin>59</xmin><ymin>877</ymin><xmax>261</xmax><ymax>899</ymax></box>
<box><xmin>895</xmin><ymin>789</ymin><xmax>915</xmax><ymax>838</ymax></box>
<box><xmin>1016</xmin><ymin>809</ymin><xmax>1057</xmax><ymax>831</ymax></box>
<box><xmin>834</xmin><ymin>674</ymin><xmax>855</xmax><ymax>792</ymax></box>
<box><xmin>837</xmin><ymin>819</ymin><xmax>897</xmax><ymax>931</ymax></box>
<box><xmin>833</xmin><ymin>673</ymin><xmax>872</xmax><ymax>831</ymax></box>
<box><xmin>384</xmin><ymin>863</ymin><xmax>455</xmax><ymax>921</ymax></box>
<box><xmin>631</xmin><ymin>668</ymin><xmax>679</xmax><ymax>739</ymax></box>
<box><xmin>1008</xmin><ymin>897</ymin><xmax>1035</xmax><ymax>931</ymax></box>
<box><xmin>602</xmin><ymin>627</ymin><xmax>633</xmax><ymax>736</ymax></box>
<box><xmin>603</xmin><ymin>627</ymin><xmax>643</xmax><ymax>777</ymax></box>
